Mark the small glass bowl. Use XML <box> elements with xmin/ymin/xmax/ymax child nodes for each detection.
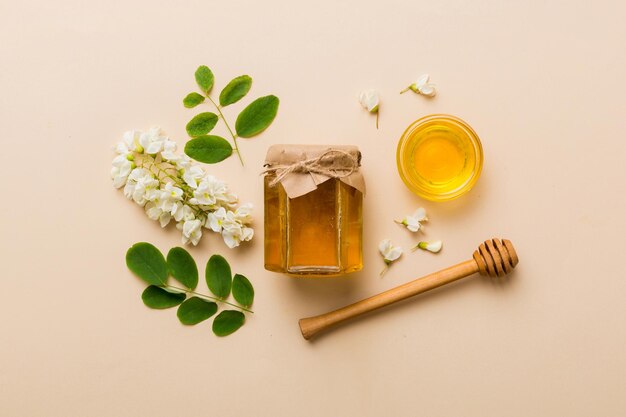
<box><xmin>396</xmin><ymin>114</ymin><xmax>483</xmax><ymax>201</ymax></box>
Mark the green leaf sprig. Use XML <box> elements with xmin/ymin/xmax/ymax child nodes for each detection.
<box><xmin>126</xmin><ymin>242</ymin><xmax>254</xmax><ymax>337</ymax></box>
<box><xmin>183</xmin><ymin>65</ymin><xmax>280</xmax><ymax>166</ymax></box>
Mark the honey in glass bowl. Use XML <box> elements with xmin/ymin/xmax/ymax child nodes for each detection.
<box><xmin>396</xmin><ymin>114</ymin><xmax>483</xmax><ymax>201</ymax></box>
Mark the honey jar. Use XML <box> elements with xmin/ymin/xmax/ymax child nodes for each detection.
<box><xmin>263</xmin><ymin>145</ymin><xmax>365</xmax><ymax>276</ymax></box>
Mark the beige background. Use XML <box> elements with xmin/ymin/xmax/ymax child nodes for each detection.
<box><xmin>1</xmin><ymin>0</ymin><xmax>625</xmax><ymax>415</ymax></box>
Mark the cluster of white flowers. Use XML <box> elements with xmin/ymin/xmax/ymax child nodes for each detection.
<box><xmin>111</xmin><ymin>127</ymin><xmax>254</xmax><ymax>248</ymax></box>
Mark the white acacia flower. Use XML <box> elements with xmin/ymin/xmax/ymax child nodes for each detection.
<box><xmin>359</xmin><ymin>89</ymin><xmax>380</xmax><ymax>128</ymax></box>
<box><xmin>123</xmin><ymin>168</ymin><xmax>158</xmax><ymax>205</ymax></box>
<box><xmin>379</xmin><ymin>239</ymin><xmax>403</xmax><ymax>277</ymax></box>
<box><xmin>178</xmin><ymin>205</ymin><xmax>195</xmax><ymax>222</ymax></box>
<box><xmin>162</xmin><ymin>182</ymin><xmax>183</xmax><ymax>201</ymax></box>
<box><xmin>161</xmin><ymin>139</ymin><xmax>179</xmax><ymax>162</ymax></box>
<box><xmin>205</xmin><ymin>207</ymin><xmax>254</xmax><ymax>248</ymax></box>
<box><xmin>117</xmin><ymin>130</ymin><xmax>141</xmax><ymax>154</ymax></box>
<box><xmin>111</xmin><ymin>157</ymin><xmax>134</xmax><ymax>188</ymax></box>
<box><xmin>396</xmin><ymin>207</ymin><xmax>428</xmax><ymax>232</ymax></box>
<box><xmin>234</xmin><ymin>203</ymin><xmax>253</xmax><ymax>223</ymax></box>
<box><xmin>139</xmin><ymin>127</ymin><xmax>168</xmax><ymax>154</ymax></box>
<box><xmin>158</xmin><ymin>212</ymin><xmax>172</xmax><ymax>227</ymax></box>
<box><xmin>401</xmin><ymin>74</ymin><xmax>437</xmax><ymax>97</ymax></box>
<box><xmin>182</xmin><ymin>165</ymin><xmax>205</xmax><ymax>188</ymax></box>
<box><xmin>359</xmin><ymin>90</ymin><xmax>379</xmax><ymax>112</ymax></box>
<box><xmin>205</xmin><ymin>175</ymin><xmax>236</xmax><ymax>206</ymax></box>
<box><xmin>145</xmin><ymin>202</ymin><xmax>172</xmax><ymax>227</ymax></box>
<box><xmin>174</xmin><ymin>154</ymin><xmax>193</xmax><ymax>171</ymax></box>
<box><xmin>180</xmin><ymin>219</ymin><xmax>203</xmax><ymax>246</ymax></box>
<box><xmin>191</xmin><ymin>175</ymin><xmax>236</xmax><ymax>207</ymax></box>
<box><xmin>223</xmin><ymin>225</ymin><xmax>254</xmax><ymax>248</ymax></box>
<box><xmin>413</xmin><ymin>240</ymin><xmax>443</xmax><ymax>253</ymax></box>
<box><xmin>111</xmin><ymin>131</ymin><xmax>141</xmax><ymax>188</ymax></box>
<box><xmin>191</xmin><ymin>180</ymin><xmax>218</xmax><ymax>206</ymax></box>
<box><xmin>152</xmin><ymin>182</ymin><xmax>183</xmax><ymax>215</ymax></box>
<box><xmin>206</xmin><ymin>207</ymin><xmax>227</xmax><ymax>232</ymax></box>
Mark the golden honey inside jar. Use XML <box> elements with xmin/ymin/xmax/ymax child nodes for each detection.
<box><xmin>263</xmin><ymin>145</ymin><xmax>364</xmax><ymax>276</ymax></box>
<box><xmin>397</xmin><ymin>114</ymin><xmax>483</xmax><ymax>201</ymax></box>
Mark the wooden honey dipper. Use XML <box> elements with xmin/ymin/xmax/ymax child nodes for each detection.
<box><xmin>299</xmin><ymin>238</ymin><xmax>519</xmax><ymax>340</ymax></box>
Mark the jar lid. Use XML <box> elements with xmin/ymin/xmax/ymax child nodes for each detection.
<box><xmin>264</xmin><ymin>144</ymin><xmax>365</xmax><ymax>199</ymax></box>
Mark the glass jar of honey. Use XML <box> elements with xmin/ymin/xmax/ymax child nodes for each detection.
<box><xmin>263</xmin><ymin>145</ymin><xmax>365</xmax><ymax>276</ymax></box>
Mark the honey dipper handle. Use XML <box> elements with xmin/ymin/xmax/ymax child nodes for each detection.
<box><xmin>299</xmin><ymin>259</ymin><xmax>479</xmax><ymax>340</ymax></box>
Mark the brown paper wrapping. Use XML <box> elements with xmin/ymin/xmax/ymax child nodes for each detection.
<box><xmin>264</xmin><ymin>144</ymin><xmax>365</xmax><ymax>199</ymax></box>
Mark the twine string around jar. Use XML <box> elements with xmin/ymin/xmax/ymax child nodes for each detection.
<box><xmin>263</xmin><ymin>149</ymin><xmax>358</xmax><ymax>187</ymax></box>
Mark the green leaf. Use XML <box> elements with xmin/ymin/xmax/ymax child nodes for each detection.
<box><xmin>167</xmin><ymin>247</ymin><xmax>198</xmax><ymax>290</ymax></box>
<box><xmin>235</xmin><ymin>95</ymin><xmax>279</xmax><ymax>138</ymax></box>
<box><xmin>142</xmin><ymin>285</ymin><xmax>186</xmax><ymax>309</ymax></box>
<box><xmin>184</xmin><ymin>135</ymin><xmax>232</xmax><ymax>164</ymax></box>
<box><xmin>219</xmin><ymin>75</ymin><xmax>252</xmax><ymax>107</ymax></box>
<box><xmin>186</xmin><ymin>112</ymin><xmax>218</xmax><ymax>137</ymax></box>
<box><xmin>183</xmin><ymin>92</ymin><xmax>205</xmax><ymax>108</ymax></box>
<box><xmin>195</xmin><ymin>65</ymin><xmax>214</xmax><ymax>94</ymax></box>
<box><xmin>212</xmin><ymin>310</ymin><xmax>245</xmax><ymax>336</ymax></box>
<box><xmin>206</xmin><ymin>255</ymin><xmax>232</xmax><ymax>299</ymax></box>
<box><xmin>232</xmin><ymin>274</ymin><xmax>254</xmax><ymax>307</ymax></box>
<box><xmin>126</xmin><ymin>242</ymin><xmax>168</xmax><ymax>286</ymax></box>
<box><xmin>177</xmin><ymin>297</ymin><xmax>218</xmax><ymax>325</ymax></box>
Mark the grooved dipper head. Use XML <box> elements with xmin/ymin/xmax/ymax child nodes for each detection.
<box><xmin>473</xmin><ymin>238</ymin><xmax>519</xmax><ymax>277</ymax></box>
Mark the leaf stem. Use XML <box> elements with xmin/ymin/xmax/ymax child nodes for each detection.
<box><xmin>165</xmin><ymin>284</ymin><xmax>254</xmax><ymax>313</ymax></box>
<box><xmin>206</xmin><ymin>95</ymin><xmax>244</xmax><ymax>166</ymax></box>
<box><xmin>400</xmin><ymin>86</ymin><xmax>410</xmax><ymax>94</ymax></box>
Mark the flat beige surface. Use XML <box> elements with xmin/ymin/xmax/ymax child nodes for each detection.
<box><xmin>1</xmin><ymin>0</ymin><xmax>625</xmax><ymax>415</ymax></box>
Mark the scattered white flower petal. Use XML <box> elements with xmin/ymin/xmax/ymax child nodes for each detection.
<box><xmin>401</xmin><ymin>74</ymin><xmax>437</xmax><ymax>97</ymax></box>
<box><xmin>359</xmin><ymin>90</ymin><xmax>380</xmax><ymax>112</ymax></box>
<box><xmin>359</xmin><ymin>89</ymin><xmax>380</xmax><ymax>128</ymax></box>
<box><xmin>379</xmin><ymin>239</ymin><xmax>403</xmax><ymax>277</ymax></box>
<box><xmin>413</xmin><ymin>240</ymin><xmax>443</xmax><ymax>253</ymax></box>
<box><xmin>396</xmin><ymin>207</ymin><xmax>428</xmax><ymax>232</ymax></box>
